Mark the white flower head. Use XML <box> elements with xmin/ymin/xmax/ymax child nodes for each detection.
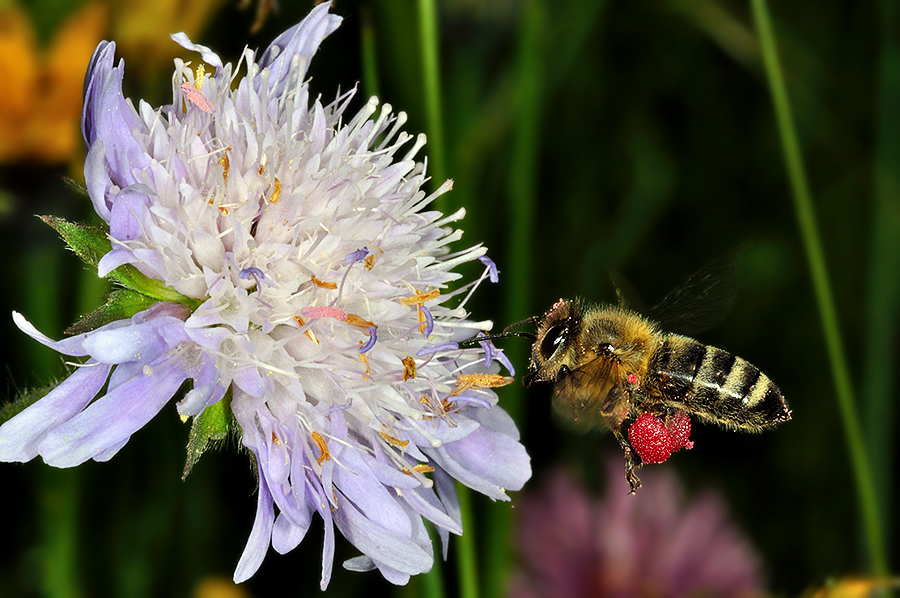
<box><xmin>0</xmin><ymin>2</ymin><xmax>531</xmax><ymax>588</ymax></box>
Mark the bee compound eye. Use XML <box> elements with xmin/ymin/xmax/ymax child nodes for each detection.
<box><xmin>539</xmin><ymin>323</ymin><xmax>568</xmax><ymax>360</ymax></box>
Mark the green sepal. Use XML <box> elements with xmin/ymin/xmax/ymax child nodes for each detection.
<box><xmin>41</xmin><ymin>215</ymin><xmax>201</xmax><ymax>310</ymax></box>
<box><xmin>41</xmin><ymin>215</ymin><xmax>110</xmax><ymax>269</ymax></box>
<box><xmin>65</xmin><ymin>289</ymin><xmax>158</xmax><ymax>335</ymax></box>
<box><xmin>182</xmin><ymin>387</ymin><xmax>234</xmax><ymax>480</ymax></box>
<box><xmin>0</xmin><ymin>379</ymin><xmax>64</xmax><ymax>427</ymax></box>
<box><xmin>60</xmin><ymin>176</ymin><xmax>89</xmax><ymax>198</ymax></box>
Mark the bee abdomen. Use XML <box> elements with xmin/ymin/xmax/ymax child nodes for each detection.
<box><xmin>650</xmin><ymin>335</ymin><xmax>790</xmax><ymax>430</ymax></box>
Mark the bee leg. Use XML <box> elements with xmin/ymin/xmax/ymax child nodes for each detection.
<box><xmin>612</xmin><ymin>427</ymin><xmax>642</xmax><ymax>494</ymax></box>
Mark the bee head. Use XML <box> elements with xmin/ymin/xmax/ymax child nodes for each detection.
<box><xmin>525</xmin><ymin>299</ymin><xmax>582</xmax><ymax>386</ymax></box>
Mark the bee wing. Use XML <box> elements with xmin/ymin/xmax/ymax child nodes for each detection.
<box><xmin>550</xmin><ymin>355</ymin><xmax>625</xmax><ymax>433</ymax></box>
<box><xmin>647</xmin><ymin>250</ymin><xmax>742</xmax><ymax>335</ymax></box>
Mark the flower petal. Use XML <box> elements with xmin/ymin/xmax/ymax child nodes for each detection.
<box><xmin>13</xmin><ymin>311</ymin><xmax>90</xmax><ymax>356</ymax></box>
<box><xmin>425</xmin><ymin>425</ymin><xmax>531</xmax><ymax>500</ymax></box>
<box><xmin>233</xmin><ymin>466</ymin><xmax>275</xmax><ymax>583</ymax></box>
<box><xmin>82</xmin><ymin>317</ymin><xmax>186</xmax><ymax>364</ymax></box>
<box><xmin>36</xmin><ymin>357</ymin><xmax>188</xmax><ymax>467</ymax></box>
<box><xmin>170</xmin><ymin>32</ymin><xmax>223</xmax><ymax>72</ymax></box>
<box><xmin>257</xmin><ymin>2</ymin><xmax>342</xmax><ymax>96</ymax></box>
<box><xmin>0</xmin><ymin>362</ymin><xmax>111</xmax><ymax>462</ymax></box>
<box><xmin>332</xmin><ymin>494</ymin><xmax>433</xmax><ymax>578</ymax></box>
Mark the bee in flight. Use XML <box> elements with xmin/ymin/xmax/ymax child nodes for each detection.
<box><xmin>487</xmin><ymin>258</ymin><xmax>792</xmax><ymax>493</ymax></box>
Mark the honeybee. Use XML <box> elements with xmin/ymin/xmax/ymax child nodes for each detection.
<box><xmin>478</xmin><ymin>256</ymin><xmax>791</xmax><ymax>493</ymax></box>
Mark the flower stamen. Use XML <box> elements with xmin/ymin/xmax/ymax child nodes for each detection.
<box><xmin>379</xmin><ymin>430</ymin><xmax>409</xmax><ymax>448</ymax></box>
<box><xmin>268</xmin><ymin>177</ymin><xmax>282</xmax><ymax>203</ymax></box>
<box><xmin>310</xmin><ymin>275</ymin><xmax>337</xmax><ymax>289</ymax></box>
<box><xmin>399</xmin><ymin>288</ymin><xmax>440</xmax><ymax>306</ymax></box>
<box><xmin>180</xmin><ymin>82</ymin><xmax>216</xmax><ymax>114</ymax></box>
<box><xmin>311</xmin><ymin>431</ymin><xmax>331</xmax><ymax>464</ymax></box>
<box><xmin>402</xmin><ymin>356</ymin><xmax>416</xmax><ymax>381</ymax></box>
<box><xmin>293</xmin><ymin>315</ymin><xmax>320</xmax><ymax>343</ymax></box>
<box><xmin>418</xmin><ymin>305</ymin><xmax>434</xmax><ymax>336</ymax></box>
<box><xmin>401</xmin><ymin>464</ymin><xmax>435</xmax><ymax>475</ymax></box>
<box><xmin>358</xmin><ymin>327</ymin><xmax>377</xmax><ymax>354</ymax></box>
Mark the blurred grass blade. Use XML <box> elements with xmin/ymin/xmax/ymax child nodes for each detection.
<box><xmin>487</xmin><ymin>1</ymin><xmax>546</xmax><ymax>597</ymax></box>
<box><xmin>418</xmin><ymin>0</ymin><xmax>446</xmax><ymax>200</ymax></box>
<box><xmin>750</xmin><ymin>0</ymin><xmax>888</xmax><ymax>576</ymax></box>
<box><xmin>865</xmin><ymin>0</ymin><xmax>900</xmax><ymax>555</ymax></box>
<box><xmin>359</xmin><ymin>5</ymin><xmax>380</xmax><ymax>101</ymax></box>
<box><xmin>455</xmin><ymin>484</ymin><xmax>478</xmax><ymax>598</ymax></box>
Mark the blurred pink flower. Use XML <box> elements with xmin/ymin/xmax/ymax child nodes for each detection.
<box><xmin>510</xmin><ymin>459</ymin><xmax>764</xmax><ymax>598</ymax></box>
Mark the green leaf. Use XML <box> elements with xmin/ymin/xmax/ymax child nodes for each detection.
<box><xmin>182</xmin><ymin>388</ymin><xmax>234</xmax><ymax>479</ymax></box>
<box><xmin>65</xmin><ymin>289</ymin><xmax>158</xmax><ymax>335</ymax></box>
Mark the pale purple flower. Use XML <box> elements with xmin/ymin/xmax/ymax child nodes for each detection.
<box><xmin>0</xmin><ymin>3</ymin><xmax>530</xmax><ymax>588</ymax></box>
<box><xmin>510</xmin><ymin>460</ymin><xmax>764</xmax><ymax>598</ymax></box>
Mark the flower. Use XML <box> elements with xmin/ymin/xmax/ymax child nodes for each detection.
<box><xmin>0</xmin><ymin>3</ymin><xmax>531</xmax><ymax>588</ymax></box>
<box><xmin>510</xmin><ymin>460</ymin><xmax>764</xmax><ymax>598</ymax></box>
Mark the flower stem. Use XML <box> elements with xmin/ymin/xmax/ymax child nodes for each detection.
<box><xmin>750</xmin><ymin>0</ymin><xmax>888</xmax><ymax>576</ymax></box>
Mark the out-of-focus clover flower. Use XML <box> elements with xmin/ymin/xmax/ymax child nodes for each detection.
<box><xmin>510</xmin><ymin>460</ymin><xmax>764</xmax><ymax>598</ymax></box>
<box><xmin>0</xmin><ymin>3</ymin><xmax>530</xmax><ymax>588</ymax></box>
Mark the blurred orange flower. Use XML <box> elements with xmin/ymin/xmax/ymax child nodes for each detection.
<box><xmin>0</xmin><ymin>3</ymin><xmax>106</xmax><ymax>164</ymax></box>
<box><xmin>0</xmin><ymin>0</ymin><xmax>222</xmax><ymax>166</ymax></box>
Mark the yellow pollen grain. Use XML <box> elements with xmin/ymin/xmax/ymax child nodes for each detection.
<box><xmin>272</xmin><ymin>431</ymin><xmax>281</xmax><ymax>445</ymax></box>
<box><xmin>217</xmin><ymin>205</ymin><xmax>229</xmax><ymax>215</ymax></box>
<box><xmin>311</xmin><ymin>431</ymin><xmax>330</xmax><ymax>464</ymax></box>
<box><xmin>402</xmin><ymin>356</ymin><xmax>416</xmax><ymax>381</ymax></box>
<box><xmin>346</xmin><ymin>313</ymin><xmax>376</xmax><ymax>330</ymax></box>
<box><xmin>401</xmin><ymin>464</ymin><xmax>436</xmax><ymax>475</ymax></box>
<box><xmin>379</xmin><ymin>431</ymin><xmax>409</xmax><ymax>448</ymax></box>
<box><xmin>269</xmin><ymin>177</ymin><xmax>282</xmax><ymax>203</ymax></box>
<box><xmin>310</xmin><ymin>275</ymin><xmax>337</xmax><ymax>289</ymax></box>
<box><xmin>400</xmin><ymin>288</ymin><xmax>440</xmax><ymax>306</ymax></box>
<box><xmin>293</xmin><ymin>315</ymin><xmax>319</xmax><ymax>343</ymax></box>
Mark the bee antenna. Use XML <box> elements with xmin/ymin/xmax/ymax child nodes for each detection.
<box><xmin>501</xmin><ymin>315</ymin><xmax>540</xmax><ymax>334</ymax></box>
<box><xmin>462</xmin><ymin>316</ymin><xmax>540</xmax><ymax>346</ymax></box>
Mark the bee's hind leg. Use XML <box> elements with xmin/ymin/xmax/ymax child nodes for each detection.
<box><xmin>611</xmin><ymin>426</ymin><xmax>642</xmax><ymax>494</ymax></box>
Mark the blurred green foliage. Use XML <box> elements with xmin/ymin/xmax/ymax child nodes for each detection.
<box><xmin>0</xmin><ymin>0</ymin><xmax>897</xmax><ymax>596</ymax></box>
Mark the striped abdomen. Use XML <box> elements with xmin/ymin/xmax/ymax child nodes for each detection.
<box><xmin>647</xmin><ymin>334</ymin><xmax>791</xmax><ymax>430</ymax></box>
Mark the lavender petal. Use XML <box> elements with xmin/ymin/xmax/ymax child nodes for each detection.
<box><xmin>257</xmin><ymin>2</ymin><xmax>342</xmax><ymax>96</ymax></box>
<box><xmin>37</xmin><ymin>357</ymin><xmax>188</xmax><ymax>467</ymax></box>
<box><xmin>0</xmin><ymin>362</ymin><xmax>111</xmax><ymax>462</ymax></box>
<box><xmin>233</xmin><ymin>468</ymin><xmax>275</xmax><ymax>583</ymax></box>
<box><xmin>332</xmin><ymin>495</ymin><xmax>432</xmax><ymax>577</ymax></box>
